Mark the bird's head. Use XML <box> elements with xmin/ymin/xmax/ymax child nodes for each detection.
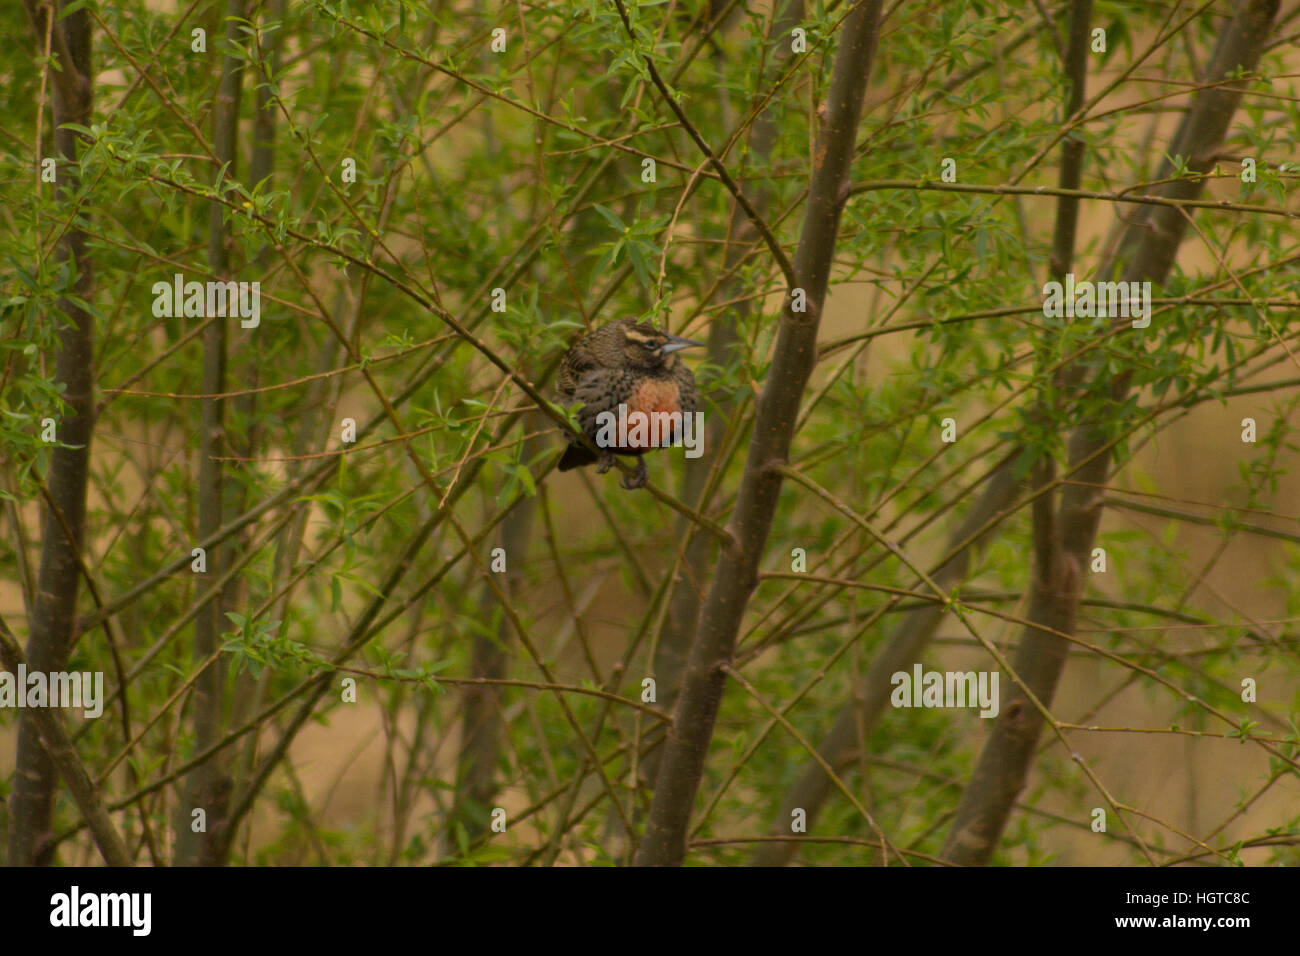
<box><xmin>613</xmin><ymin>318</ymin><xmax>704</xmax><ymax>370</ymax></box>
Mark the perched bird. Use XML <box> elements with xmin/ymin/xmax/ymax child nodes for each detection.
<box><xmin>556</xmin><ymin>318</ymin><xmax>703</xmax><ymax>489</ymax></box>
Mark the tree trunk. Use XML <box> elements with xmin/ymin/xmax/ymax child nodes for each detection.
<box><xmin>9</xmin><ymin>0</ymin><xmax>96</xmax><ymax>868</ymax></box>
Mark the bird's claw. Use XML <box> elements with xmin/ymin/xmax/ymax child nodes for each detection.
<box><xmin>596</xmin><ymin>450</ymin><xmax>616</xmax><ymax>474</ymax></box>
<box><xmin>620</xmin><ymin>458</ymin><xmax>648</xmax><ymax>490</ymax></box>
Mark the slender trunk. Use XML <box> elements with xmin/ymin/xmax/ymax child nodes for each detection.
<box><xmin>753</xmin><ymin>458</ymin><xmax>1021</xmax><ymax>864</ymax></box>
<box><xmin>219</xmin><ymin>0</ymin><xmax>287</xmax><ymax>863</ymax></box>
<box><xmin>176</xmin><ymin>0</ymin><xmax>246</xmax><ymax>866</ymax></box>
<box><xmin>652</xmin><ymin>0</ymin><xmax>803</xmax><ymax>772</ymax></box>
<box><xmin>9</xmin><ymin>0</ymin><xmax>96</xmax><ymax>867</ymax></box>
<box><xmin>941</xmin><ymin>0</ymin><xmax>1279</xmax><ymax>865</ymax></box>
<box><xmin>449</xmin><ymin>424</ymin><xmax>542</xmax><ymax>836</ymax></box>
<box><xmin>636</xmin><ymin>0</ymin><xmax>886</xmax><ymax>866</ymax></box>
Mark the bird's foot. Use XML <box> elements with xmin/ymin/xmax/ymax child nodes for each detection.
<box><xmin>596</xmin><ymin>450</ymin><xmax>616</xmax><ymax>474</ymax></box>
<box><xmin>620</xmin><ymin>457</ymin><xmax>648</xmax><ymax>490</ymax></box>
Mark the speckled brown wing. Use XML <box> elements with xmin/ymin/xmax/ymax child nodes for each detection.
<box><xmin>556</xmin><ymin>335</ymin><xmax>595</xmax><ymax>401</ymax></box>
<box><xmin>557</xmin><ymin>363</ymin><xmax>636</xmax><ymax>472</ymax></box>
<box><xmin>570</xmin><ymin>367</ymin><xmax>634</xmax><ymax>440</ymax></box>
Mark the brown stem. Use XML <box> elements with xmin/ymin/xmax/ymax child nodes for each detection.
<box><xmin>448</xmin><ymin>421</ymin><xmax>542</xmax><ymax>837</ymax></box>
<box><xmin>940</xmin><ymin>0</ymin><xmax>1280</xmax><ymax>866</ymax></box>
<box><xmin>635</xmin><ymin>0</ymin><xmax>886</xmax><ymax>867</ymax></box>
<box><xmin>752</xmin><ymin>456</ymin><xmax>1022</xmax><ymax>865</ymax></box>
<box><xmin>0</xmin><ymin>618</ymin><xmax>131</xmax><ymax>867</ymax></box>
<box><xmin>175</xmin><ymin>0</ymin><xmax>246</xmax><ymax>867</ymax></box>
<box><xmin>9</xmin><ymin>0</ymin><xmax>95</xmax><ymax>868</ymax></box>
<box><xmin>652</xmin><ymin>0</ymin><xmax>803</xmax><ymax>772</ymax></box>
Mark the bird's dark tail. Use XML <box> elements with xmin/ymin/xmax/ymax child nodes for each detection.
<box><xmin>558</xmin><ymin>443</ymin><xmax>598</xmax><ymax>472</ymax></box>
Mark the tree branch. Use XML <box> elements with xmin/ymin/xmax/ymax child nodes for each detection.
<box><xmin>175</xmin><ymin>0</ymin><xmax>246</xmax><ymax>867</ymax></box>
<box><xmin>635</xmin><ymin>0</ymin><xmax>886</xmax><ymax>867</ymax></box>
<box><xmin>0</xmin><ymin>617</ymin><xmax>131</xmax><ymax>866</ymax></box>
<box><xmin>9</xmin><ymin>0</ymin><xmax>96</xmax><ymax>868</ymax></box>
<box><xmin>940</xmin><ymin>0</ymin><xmax>1280</xmax><ymax>866</ymax></box>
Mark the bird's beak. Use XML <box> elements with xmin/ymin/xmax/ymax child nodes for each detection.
<box><xmin>659</xmin><ymin>334</ymin><xmax>705</xmax><ymax>355</ymax></box>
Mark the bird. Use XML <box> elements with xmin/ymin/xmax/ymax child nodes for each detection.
<box><xmin>556</xmin><ymin>318</ymin><xmax>703</xmax><ymax>489</ymax></box>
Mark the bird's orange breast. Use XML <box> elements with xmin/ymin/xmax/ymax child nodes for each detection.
<box><xmin>630</xmin><ymin>379</ymin><xmax>683</xmax><ymax>416</ymax></box>
<box><xmin>606</xmin><ymin>379</ymin><xmax>685</xmax><ymax>451</ymax></box>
